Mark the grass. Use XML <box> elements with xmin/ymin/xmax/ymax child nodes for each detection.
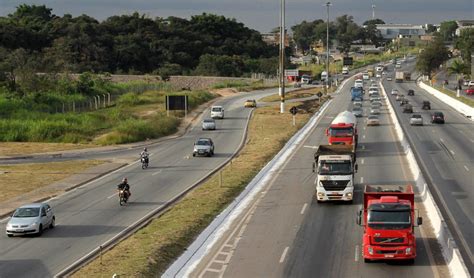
<box><xmin>0</xmin><ymin>160</ymin><xmax>105</xmax><ymax>203</ymax></box>
<box><xmin>259</xmin><ymin>87</ymin><xmax>323</xmax><ymax>102</ymax></box>
<box><xmin>72</xmin><ymin>96</ymin><xmax>329</xmax><ymax>277</ymax></box>
<box><xmin>0</xmin><ymin>89</ymin><xmax>216</xmax><ymax>145</ymax></box>
<box><xmin>212</xmin><ymin>79</ymin><xmax>277</xmax><ymax>91</ymax></box>
<box><xmin>0</xmin><ymin>142</ymin><xmax>95</xmax><ymax>157</ymax></box>
<box><xmin>424</xmin><ymin>82</ymin><xmax>474</xmax><ymax>107</ymax></box>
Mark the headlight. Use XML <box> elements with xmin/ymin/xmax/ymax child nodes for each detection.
<box><xmin>346</xmin><ymin>192</ymin><xmax>353</xmax><ymax>198</ymax></box>
<box><xmin>317</xmin><ymin>192</ymin><xmax>325</xmax><ymax>197</ymax></box>
<box><xmin>405</xmin><ymin>248</ymin><xmax>411</xmax><ymax>255</ymax></box>
<box><xmin>368</xmin><ymin>246</ymin><xmax>374</xmax><ymax>255</ymax></box>
<box><xmin>30</xmin><ymin>222</ymin><xmax>38</xmax><ymax>227</ymax></box>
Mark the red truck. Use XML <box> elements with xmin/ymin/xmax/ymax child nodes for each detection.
<box><xmin>357</xmin><ymin>185</ymin><xmax>422</xmax><ymax>263</ymax></box>
<box><xmin>326</xmin><ymin>111</ymin><xmax>358</xmax><ymax>146</ymax></box>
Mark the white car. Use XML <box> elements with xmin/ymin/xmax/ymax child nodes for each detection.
<box><xmin>367</xmin><ymin>115</ymin><xmax>380</xmax><ymax>126</ymax></box>
<box><xmin>353</xmin><ymin>101</ymin><xmax>363</xmax><ymax>108</ymax></box>
<box><xmin>371</xmin><ymin>101</ymin><xmax>383</xmax><ymax>107</ymax></box>
<box><xmin>210</xmin><ymin>106</ymin><xmax>224</xmax><ymax>119</ymax></box>
<box><xmin>387</xmin><ymin>76</ymin><xmax>393</xmax><ymax>81</ymax></box>
<box><xmin>363</xmin><ymin>73</ymin><xmax>370</xmax><ymax>80</ymax></box>
<box><xmin>202</xmin><ymin>118</ymin><xmax>216</xmax><ymax>130</ymax></box>
<box><xmin>391</xmin><ymin>89</ymin><xmax>399</xmax><ymax>95</ymax></box>
<box><xmin>6</xmin><ymin>203</ymin><xmax>55</xmax><ymax>237</ymax></box>
<box><xmin>410</xmin><ymin>114</ymin><xmax>423</xmax><ymax>126</ymax></box>
<box><xmin>469</xmin><ymin>81</ymin><xmax>474</xmax><ymax>87</ymax></box>
<box><xmin>370</xmin><ymin>107</ymin><xmax>380</xmax><ymax>114</ymax></box>
<box><xmin>354</xmin><ymin>79</ymin><xmax>364</xmax><ymax>88</ymax></box>
<box><xmin>376</xmin><ymin>73</ymin><xmax>381</xmax><ymax>78</ymax></box>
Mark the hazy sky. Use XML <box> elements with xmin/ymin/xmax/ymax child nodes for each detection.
<box><xmin>1</xmin><ymin>0</ymin><xmax>472</xmax><ymax>32</ymax></box>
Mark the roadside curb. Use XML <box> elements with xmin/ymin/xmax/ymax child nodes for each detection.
<box><xmin>380</xmin><ymin>82</ymin><xmax>470</xmax><ymax>278</ymax></box>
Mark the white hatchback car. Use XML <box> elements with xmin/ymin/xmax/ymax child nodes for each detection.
<box><xmin>6</xmin><ymin>203</ymin><xmax>55</xmax><ymax>237</ymax></box>
<box><xmin>210</xmin><ymin>106</ymin><xmax>224</xmax><ymax>119</ymax></box>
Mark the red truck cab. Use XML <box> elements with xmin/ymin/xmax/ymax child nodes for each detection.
<box><xmin>326</xmin><ymin>123</ymin><xmax>357</xmax><ymax>146</ymax></box>
<box><xmin>357</xmin><ymin>185</ymin><xmax>422</xmax><ymax>263</ymax></box>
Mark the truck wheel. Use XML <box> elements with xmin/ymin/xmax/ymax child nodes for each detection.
<box><xmin>364</xmin><ymin>258</ymin><xmax>371</xmax><ymax>263</ymax></box>
<box><xmin>406</xmin><ymin>259</ymin><xmax>415</xmax><ymax>265</ymax></box>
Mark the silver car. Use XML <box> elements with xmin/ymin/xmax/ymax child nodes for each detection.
<box><xmin>352</xmin><ymin>107</ymin><xmax>363</xmax><ymax>117</ymax></box>
<box><xmin>410</xmin><ymin>114</ymin><xmax>423</xmax><ymax>126</ymax></box>
<box><xmin>202</xmin><ymin>118</ymin><xmax>216</xmax><ymax>130</ymax></box>
<box><xmin>370</xmin><ymin>107</ymin><xmax>380</xmax><ymax>114</ymax></box>
<box><xmin>391</xmin><ymin>89</ymin><xmax>398</xmax><ymax>95</ymax></box>
<box><xmin>193</xmin><ymin>138</ymin><xmax>215</xmax><ymax>157</ymax></box>
<box><xmin>367</xmin><ymin>115</ymin><xmax>380</xmax><ymax>126</ymax></box>
<box><xmin>6</xmin><ymin>203</ymin><xmax>55</xmax><ymax>237</ymax></box>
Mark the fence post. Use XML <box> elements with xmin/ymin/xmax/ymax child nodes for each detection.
<box><xmin>73</xmin><ymin>101</ymin><xmax>75</xmax><ymax>113</ymax></box>
<box><xmin>107</xmin><ymin>93</ymin><xmax>111</xmax><ymax>106</ymax></box>
<box><xmin>95</xmin><ymin>96</ymin><xmax>98</xmax><ymax>110</ymax></box>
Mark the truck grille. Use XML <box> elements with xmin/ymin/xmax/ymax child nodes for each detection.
<box><xmin>321</xmin><ymin>180</ymin><xmax>349</xmax><ymax>191</ymax></box>
<box><xmin>374</xmin><ymin>237</ymin><xmax>405</xmax><ymax>244</ymax></box>
<box><xmin>376</xmin><ymin>249</ymin><xmax>402</xmax><ymax>254</ymax></box>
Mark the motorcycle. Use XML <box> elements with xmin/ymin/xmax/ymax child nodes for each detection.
<box><xmin>119</xmin><ymin>189</ymin><xmax>129</xmax><ymax>206</ymax></box>
<box><xmin>141</xmin><ymin>156</ymin><xmax>149</xmax><ymax>169</ymax></box>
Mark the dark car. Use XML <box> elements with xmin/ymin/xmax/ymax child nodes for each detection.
<box><xmin>400</xmin><ymin>99</ymin><xmax>409</xmax><ymax>106</ymax></box>
<box><xmin>407</xmin><ymin>89</ymin><xmax>415</xmax><ymax>96</ymax></box>
<box><xmin>403</xmin><ymin>104</ymin><xmax>413</xmax><ymax>113</ymax></box>
<box><xmin>431</xmin><ymin>112</ymin><xmax>445</xmax><ymax>124</ymax></box>
<box><xmin>422</xmin><ymin>101</ymin><xmax>431</xmax><ymax>110</ymax></box>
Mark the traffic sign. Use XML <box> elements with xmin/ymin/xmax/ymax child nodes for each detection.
<box><xmin>290</xmin><ymin>106</ymin><xmax>297</xmax><ymax>115</ymax></box>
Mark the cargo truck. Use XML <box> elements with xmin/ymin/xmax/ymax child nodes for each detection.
<box><xmin>326</xmin><ymin>111</ymin><xmax>358</xmax><ymax>146</ymax></box>
<box><xmin>351</xmin><ymin>87</ymin><xmax>363</xmax><ymax>101</ymax></box>
<box><xmin>356</xmin><ymin>185</ymin><xmax>423</xmax><ymax>263</ymax></box>
<box><xmin>395</xmin><ymin>71</ymin><xmax>411</xmax><ymax>83</ymax></box>
<box><xmin>313</xmin><ymin>145</ymin><xmax>357</xmax><ymax>202</ymax></box>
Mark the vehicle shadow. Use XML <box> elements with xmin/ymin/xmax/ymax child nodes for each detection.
<box><xmin>42</xmin><ymin>225</ymin><xmax>126</xmax><ymax>238</ymax></box>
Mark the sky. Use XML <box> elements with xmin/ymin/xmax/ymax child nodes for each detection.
<box><xmin>1</xmin><ymin>0</ymin><xmax>473</xmax><ymax>32</ymax></box>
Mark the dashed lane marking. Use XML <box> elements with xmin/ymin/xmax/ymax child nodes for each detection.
<box><xmin>360</xmin><ymin>177</ymin><xmax>364</xmax><ymax>183</ymax></box>
<box><xmin>464</xmin><ymin>165</ymin><xmax>470</xmax><ymax>172</ymax></box>
<box><xmin>355</xmin><ymin>245</ymin><xmax>360</xmax><ymax>262</ymax></box>
<box><xmin>361</xmin><ymin>159</ymin><xmax>365</xmax><ymax>164</ymax></box>
<box><xmin>152</xmin><ymin>170</ymin><xmax>162</xmax><ymax>176</ymax></box>
<box><xmin>279</xmin><ymin>247</ymin><xmax>289</xmax><ymax>263</ymax></box>
<box><xmin>300</xmin><ymin>203</ymin><xmax>308</xmax><ymax>215</ymax></box>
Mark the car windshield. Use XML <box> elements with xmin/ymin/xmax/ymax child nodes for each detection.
<box><xmin>319</xmin><ymin>160</ymin><xmax>352</xmax><ymax>175</ymax></box>
<box><xmin>204</xmin><ymin>119</ymin><xmax>214</xmax><ymax>123</ymax></box>
<box><xmin>329</xmin><ymin>127</ymin><xmax>354</xmax><ymax>137</ymax></box>
<box><xmin>13</xmin><ymin>207</ymin><xmax>40</xmax><ymax>218</ymax></box>
<box><xmin>368</xmin><ymin>209</ymin><xmax>411</xmax><ymax>230</ymax></box>
<box><xmin>212</xmin><ymin>107</ymin><xmax>222</xmax><ymax>112</ymax></box>
<box><xmin>412</xmin><ymin>115</ymin><xmax>421</xmax><ymax>118</ymax></box>
<box><xmin>353</xmin><ymin>108</ymin><xmax>362</xmax><ymax>112</ymax></box>
<box><xmin>197</xmin><ymin>140</ymin><xmax>210</xmax><ymax>145</ymax></box>
<box><xmin>368</xmin><ymin>116</ymin><xmax>378</xmax><ymax>120</ymax></box>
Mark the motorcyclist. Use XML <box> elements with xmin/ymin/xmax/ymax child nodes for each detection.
<box><xmin>140</xmin><ymin>148</ymin><xmax>149</xmax><ymax>164</ymax></box>
<box><xmin>117</xmin><ymin>178</ymin><xmax>131</xmax><ymax>200</ymax></box>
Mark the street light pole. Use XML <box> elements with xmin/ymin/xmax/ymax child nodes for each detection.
<box><xmin>326</xmin><ymin>2</ymin><xmax>331</xmax><ymax>91</ymax></box>
<box><xmin>279</xmin><ymin>0</ymin><xmax>286</xmax><ymax>113</ymax></box>
<box><xmin>372</xmin><ymin>4</ymin><xmax>376</xmax><ymax>19</ymax></box>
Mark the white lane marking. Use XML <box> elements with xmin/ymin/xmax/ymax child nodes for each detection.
<box><xmin>314</xmin><ymin>177</ymin><xmax>318</xmax><ymax>185</ymax></box>
<box><xmin>450</xmin><ymin>150</ymin><xmax>455</xmax><ymax>155</ymax></box>
<box><xmin>464</xmin><ymin>165</ymin><xmax>470</xmax><ymax>172</ymax></box>
<box><xmin>360</xmin><ymin>177</ymin><xmax>364</xmax><ymax>183</ymax></box>
<box><xmin>303</xmin><ymin>145</ymin><xmax>319</xmax><ymax>149</ymax></box>
<box><xmin>300</xmin><ymin>203</ymin><xmax>308</xmax><ymax>215</ymax></box>
<box><xmin>152</xmin><ymin>170</ymin><xmax>162</xmax><ymax>176</ymax></box>
<box><xmin>432</xmin><ymin>130</ymin><xmax>435</xmax><ymax>133</ymax></box>
<box><xmin>363</xmin><ymin>127</ymin><xmax>367</xmax><ymax>130</ymax></box>
<box><xmin>355</xmin><ymin>245</ymin><xmax>360</xmax><ymax>262</ymax></box>
<box><xmin>279</xmin><ymin>247</ymin><xmax>289</xmax><ymax>263</ymax></box>
<box><xmin>0</xmin><ymin>217</ymin><xmax>10</xmax><ymax>223</ymax></box>
<box><xmin>470</xmin><ymin>139</ymin><xmax>474</xmax><ymax>143</ymax></box>
<box><xmin>440</xmin><ymin>138</ymin><xmax>444</xmax><ymax>143</ymax></box>
<box><xmin>362</xmin><ymin>145</ymin><xmax>366</xmax><ymax>150</ymax></box>
<box><xmin>107</xmin><ymin>192</ymin><xmax>117</xmax><ymax>199</ymax></box>
<box><xmin>362</xmin><ymin>135</ymin><xmax>366</xmax><ymax>139</ymax></box>
<box><xmin>361</xmin><ymin>159</ymin><xmax>365</xmax><ymax>164</ymax></box>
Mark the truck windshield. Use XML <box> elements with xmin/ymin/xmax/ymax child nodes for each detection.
<box><xmin>368</xmin><ymin>210</ymin><xmax>411</xmax><ymax>230</ymax></box>
<box><xmin>329</xmin><ymin>127</ymin><xmax>353</xmax><ymax>137</ymax></box>
<box><xmin>319</xmin><ymin>160</ymin><xmax>352</xmax><ymax>175</ymax></box>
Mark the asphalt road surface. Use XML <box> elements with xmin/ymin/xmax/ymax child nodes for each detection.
<box><xmin>383</xmin><ymin>64</ymin><xmax>474</xmax><ymax>274</ymax></box>
<box><xmin>0</xmin><ymin>88</ymin><xmax>285</xmax><ymax>277</ymax></box>
<box><xmin>192</xmin><ymin>72</ymin><xmax>448</xmax><ymax>277</ymax></box>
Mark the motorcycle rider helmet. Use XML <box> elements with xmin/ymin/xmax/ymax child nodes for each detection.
<box><xmin>144</xmin><ymin>147</ymin><xmax>147</xmax><ymax>152</ymax></box>
<box><xmin>122</xmin><ymin>177</ymin><xmax>128</xmax><ymax>183</ymax></box>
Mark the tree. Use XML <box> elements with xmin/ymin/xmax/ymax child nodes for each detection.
<box><xmin>416</xmin><ymin>37</ymin><xmax>450</xmax><ymax>78</ymax></box>
<box><xmin>193</xmin><ymin>54</ymin><xmax>244</xmax><ymax>77</ymax></box>
<box><xmin>362</xmin><ymin>19</ymin><xmax>385</xmax><ymax>26</ymax></box>
<box><xmin>426</xmin><ymin>24</ymin><xmax>437</xmax><ymax>33</ymax></box>
<box><xmin>454</xmin><ymin>28</ymin><xmax>474</xmax><ymax>74</ymax></box>
<box><xmin>438</xmin><ymin>21</ymin><xmax>458</xmax><ymax>41</ymax></box>
<box><xmin>334</xmin><ymin>15</ymin><xmax>363</xmax><ymax>54</ymax></box>
<box><xmin>447</xmin><ymin>59</ymin><xmax>468</xmax><ymax>85</ymax></box>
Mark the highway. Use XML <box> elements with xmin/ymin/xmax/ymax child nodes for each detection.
<box><xmin>383</xmin><ymin>62</ymin><xmax>474</xmax><ymax>274</ymax></box>
<box><xmin>192</xmin><ymin>71</ymin><xmax>448</xmax><ymax>277</ymax></box>
<box><xmin>0</xmin><ymin>88</ymin><xmax>283</xmax><ymax>277</ymax></box>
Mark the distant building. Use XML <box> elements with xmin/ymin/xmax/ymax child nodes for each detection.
<box><xmin>261</xmin><ymin>33</ymin><xmax>290</xmax><ymax>47</ymax></box>
<box><xmin>455</xmin><ymin>20</ymin><xmax>474</xmax><ymax>36</ymax></box>
<box><xmin>376</xmin><ymin>24</ymin><xmax>426</xmax><ymax>40</ymax></box>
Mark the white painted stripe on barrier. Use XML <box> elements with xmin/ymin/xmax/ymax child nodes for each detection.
<box><xmin>380</xmin><ymin>81</ymin><xmax>470</xmax><ymax>278</ymax></box>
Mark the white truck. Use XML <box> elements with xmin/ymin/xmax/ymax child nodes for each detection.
<box><xmin>313</xmin><ymin>145</ymin><xmax>357</xmax><ymax>202</ymax></box>
<box><xmin>342</xmin><ymin>66</ymin><xmax>349</xmax><ymax>75</ymax></box>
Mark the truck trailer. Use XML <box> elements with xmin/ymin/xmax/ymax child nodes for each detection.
<box><xmin>357</xmin><ymin>185</ymin><xmax>422</xmax><ymax>263</ymax></box>
<box><xmin>313</xmin><ymin>145</ymin><xmax>357</xmax><ymax>202</ymax></box>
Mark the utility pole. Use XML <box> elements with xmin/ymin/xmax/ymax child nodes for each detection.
<box><xmin>279</xmin><ymin>0</ymin><xmax>286</xmax><ymax>113</ymax></box>
<box><xmin>372</xmin><ymin>4</ymin><xmax>376</xmax><ymax>19</ymax></box>
<box><xmin>326</xmin><ymin>2</ymin><xmax>331</xmax><ymax>91</ymax></box>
